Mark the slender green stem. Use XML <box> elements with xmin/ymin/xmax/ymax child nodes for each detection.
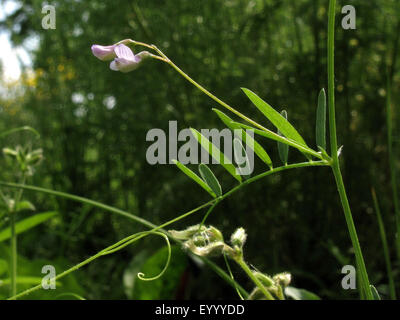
<box><xmin>235</xmin><ymin>256</ymin><xmax>274</xmax><ymax>300</ymax></box>
<box><xmin>9</xmin><ymin>212</ymin><xmax>17</xmax><ymax>297</ymax></box>
<box><xmin>327</xmin><ymin>0</ymin><xmax>372</xmax><ymax>300</ymax></box>
<box><xmin>199</xmin><ymin>199</ymin><xmax>221</xmax><ymax>229</ymax></box>
<box><xmin>331</xmin><ymin>164</ymin><xmax>372</xmax><ymax>299</ymax></box>
<box><xmin>327</xmin><ymin>0</ymin><xmax>338</xmax><ymax>160</ymax></box>
<box><xmin>152</xmin><ymin>46</ymin><xmax>258</xmax><ymax>127</ymax></box>
<box><xmin>223</xmin><ymin>254</ymin><xmax>244</xmax><ymax>300</ymax></box>
<box><xmin>276</xmin><ymin>285</ymin><xmax>285</xmax><ymax>300</ymax></box>
<box><xmin>117</xmin><ymin>39</ymin><xmax>169</xmax><ymax>62</ymax></box>
<box><xmin>1</xmin><ymin>182</ymin><xmax>164</xmax><ymax>229</ymax></box>
<box><xmin>200</xmin><ymin>255</ymin><xmax>248</xmax><ymax>299</ymax></box>
<box><xmin>166</xmin><ymin>58</ymin><xmax>262</xmax><ymax>130</ymax></box>
<box><xmin>8</xmin><ymin>175</ymin><xmax>26</xmax><ymax>297</ymax></box>
<box><xmin>371</xmin><ymin>187</ymin><xmax>396</xmax><ymax>299</ymax></box>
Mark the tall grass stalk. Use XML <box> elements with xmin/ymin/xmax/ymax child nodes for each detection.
<box><xmin>386</xmin><ymin>74</ymin><xmax>400</xmax><ymax>262</ymax></box>
<box><xmin>371</xmin><ymin>187</ymin><xmax>396</xmax><ymax>299</ymax></box>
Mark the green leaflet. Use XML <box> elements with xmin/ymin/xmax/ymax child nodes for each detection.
<box><xmin>213</xmin><ymin>108</ymin><xmax>273</xmax><ymax>169</ymax></box>
<box><xmin>173</xmin><ymin>160</ymin><xmax>216</xmax><ymax>198</ymax></box>
<box><xmin>277</xmin><ymin>110</ymin><xmax>289</xmax><ymax>165</ymax></box>
<box><xmin>0</xmin><ymin>211</ymin><xmax>58</xmax><ymax>242</ymax></box>
<box><xmin>241</xmin><ymin>88</ymin><xmax>308</xmax><ymax>147</ymax></box>
<box><xmin>199</xmin><ymin>164</ymin><xmax>222</xmax><ymax>197</ymax></box>
<box><xmin>233</xmin><ymin>138</ymin><xmax>251</xmax><ymax>178</ymax></box>
<box><xmin>232</xmin><ymin>121</ymin><xmax>321</xmax><ymax>159</ymax></box>
<box><xmin>316</xmin><ymin>89</ymin><xmax>327</xmax><ymax>149</ymax></box>
<box><xmin>190</xmin><ymin>128</ymin><xmax>242</xmax><ymax>182</ymax></box>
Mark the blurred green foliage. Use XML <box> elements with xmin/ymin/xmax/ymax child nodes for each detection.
<box><xmin>0</xmin><ymin>0</ymin><xmax>399</xmax><ymax>299</ymax></box>
<box><xmin>0</xmin><ymin>244</ymin><xmax>85</xmax><ymax>299</ymax></box>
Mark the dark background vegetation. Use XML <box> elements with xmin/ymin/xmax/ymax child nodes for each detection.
<box><xmin>0</xmin><ymin>0</ymin><xmax>399</xmax><ymax>299</ymax></box>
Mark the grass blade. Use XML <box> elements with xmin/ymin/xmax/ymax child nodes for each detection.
<box><xmin>0</xmin><ymin>212</ymin><xmax>58</xmax><ymax>242</ymax></box>
<box><xmin>173</xmin><ymin>160</ymin><xmax>216</xmax><ymax>198</ymax></box>
<box><xmin>371</xmin><ymin>187</ymin><xmax>396</xmax><ymax>299</ymax></box>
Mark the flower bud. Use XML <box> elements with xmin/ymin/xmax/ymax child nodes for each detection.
<box><xmin>184</xmin><ymin>240</ymin><xmax>226</xmax><ymax>257</ymax></box>
<box><xmin>273</xmin><ymin>272</ymin><xmax>291</xmax><ymax>287</ymax></box>
<box><xmin>7</xmin><ymin>199</ymin><xmax>15</xmax><ymax>212</ymax></box>
<box><xmin>172</xmin><ymin>225</ymin><xmax>226</xmax><ymax>258</ymax></box>
<box><xmin>2</xmin><ymin>147</ymin><xmax>18</xmax><ymax>157</ymax></box>
<box><xmin>26</xmin><ymin>148</ymin><xmax>43</xmax><ymax>166</ymax></box>
<box><xmin>169</xmin><ymin>224</ymin><xmax>206</xmax><ymax>240</ymax></box>
<box><xmin>230</xmin><ymin>227</ymin><xmax>247</xmax><ymax>249</ymax></box>
<box><xmin>204</xmin><ymin>226</ymin><xmax>224</xmax><ymax>243</ymax></box>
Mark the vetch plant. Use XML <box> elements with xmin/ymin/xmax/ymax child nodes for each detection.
<box><xmin>89</xmin><ymin>0</ymin><xmax>373</xmax><ymax>299</ymax></box>
<box><xmin>0</xmin><ymin>0</ymin><xmax>385</xmax><ymax>300</ymax></box>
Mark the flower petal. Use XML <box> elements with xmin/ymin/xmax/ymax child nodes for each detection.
<box><xmin>109</xmin><ymin>60</ymin><xmax>119</xmax><ymax>71</ymax></box>
<box><xmin>91</xmin><ymin>44</ymin><xmax>117</xmax><ymax>61</ymax></box>
<box><xmin>114</xmin><ymin>44</ymin><xmax>136</xmax><ymax>61</ymax></box>
<box><xmin>109</xmin><ymin>58</ymin><xmax>140</xmax><ymax>73</ymax></box>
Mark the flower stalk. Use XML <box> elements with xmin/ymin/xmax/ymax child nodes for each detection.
<box><xmin>235</xmin><ymin>257</ymin><xmax>275</xmax><ymax>300</ymax></box>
